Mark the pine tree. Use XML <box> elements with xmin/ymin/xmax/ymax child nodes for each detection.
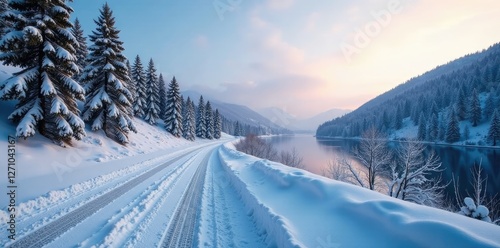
<box><xmin>484</xmin><ymin>88</ymin><xmax>495</xmax><ymax>121</ymax></box>
<box><xmin>182</xmin><ymin>97</ymin><xmax>196</xmax><ymax>141</ymax></box>
<box><xmin>0</xmin><ymin>0</ymin><xmax>86</xmax><ymax>145</ymax></box>
<box><xmin>144</xmin><ymin>59</ymin><xmax>160</xmax><ymax>125</ymax></box>
<box><xmin>71</xmin><ymin>18</ymin><xmax>87</xmax><ymax>81</ymax></box>
<box><xmin>456</xmin><ymin>88</ymin><xmax>467</xmax><ymax>121</ymax></box>
<box><xmin>205</xmin><ymin>101</ymin><xmax>214</xmax><ymax>139</ymax></box>
<box><xmin>164</xmin><ymin>76</ymin><xmax>183</xmax><ymax>137</ymax></box>
<box><xmin>394</xmin><ymin>106</ymin><xmax>403</xmax><ymax>130</ymax></box>
<box><xmin>131</xmin><ymin>55</ymin><xmax>147</xmax><ymax>118</ymax></box>
<box><xmin>158</xmin><ymin>73</ymin><xmax>167</xmax><ymax>119</ymax></box>
<box><xmin>446</xmin><ymin>110</ymin><xmax>461</xmax><ymax>143</ymax></box>
<box><xmin>417</xmin><ymin>112</ymin><xmax>426</xmax><ymax>141</ymax></box>
<box><xmin>469</xmin><ymin>88</ymin><xmax>481</xmax><ymax>127</ymax></box>
<box><xmin>428</xmin><ymin>113</ymin><xmax>438</xmax><ymax>141</ymax></box>
<box><xmin>81</xmin><ymin>3</ymin><xmax>136</xmax><ymax>144</ymax></box>
<box><xmin>126</xmin><ymin>60</ymin><xmax>135</xmax><ymax>100</ymax></box>
<box><xmin>234</xmin><ymin>121</ymin><xmax>241</xmax><ymax>136</ymax></box>
<box><xmin>488</xmin><ymin>109</ymin><xmax>500</xmax><ymax>146</ymax></box>
<box><xmin>196</xmin><ymin>96</ymin><xmax>206</xmax><ymax>138</ymax></box>
<box><xmin>0</xmin><ymin>0</ymin><xmax>9</xmax><ymax>37</ymax></box>
<box><xmin>214</xmin><ymin>109</ymin><xmax>222</xmax><ymax>139</ymax></box>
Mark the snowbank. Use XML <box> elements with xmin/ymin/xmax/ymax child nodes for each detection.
<box><xmin>218</xmin><ymin>143</ymin><xmax>500</xmax><ymax>247</ymax></box>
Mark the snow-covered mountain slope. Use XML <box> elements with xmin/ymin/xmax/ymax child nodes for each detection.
<box><xmin>218</xmin><ymin>143</ymin><xmax>500</xmax><ymax>247</ymax></box>
<box><xmin>259</xmin><ymin>107</ymin><xmax>350</xmax><ymax>132</ymax></box>
<box><xmin>182</xmin><ymin>90</ymin><xmax>289</xmax><ymax>133</ymax></box>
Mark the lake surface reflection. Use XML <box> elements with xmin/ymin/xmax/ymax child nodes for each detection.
<box><xmin>266</xmin><ymin>135</ymin><xmax>500</xmax><ymax>198</ymax></box>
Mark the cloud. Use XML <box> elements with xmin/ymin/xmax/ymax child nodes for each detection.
<box><xmin>266</xmin><ymin>0</ymin><xmax>295</xmax><ymax>10</ymax></box>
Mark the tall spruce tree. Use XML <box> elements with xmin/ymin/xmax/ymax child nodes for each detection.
<box><xmin>205</xmin><ymin>101</ymin><xmax>214</xmax><ymax>139</ymax></box>
<box><xmin>234</xmin><ymin>121</ymin><xmax>241</xmax><ymax>136</ymax></box>
<box><xmin>158</xmin><ymin>73</ymin><xmax>167</xmax><ymax>119</ymax></box>
<box><xmin>82</xmin><ymin>3</ymin><xmax>136</xmax><ymax>144</ymax></box>
<box><xmin>484</xmin><ymin>88</ymin><xmax>495</xmax><ymax>121</ymax></box>
<box><xmin>488</xmin><ymin>109</ymin><xmax>500</xmax><ymax>146</ymax></box>
<box><xmin>131</xmin><ymin>55</ymin><xmax>147</xmax><ymax>117</ymax></box>
<box><xmin>144</xmin><ymin>59</ymin><xmax>160</xmax><ymax>125</ymax></box>
<box><xmin>0</xmin><ymin>0</ymin><xmax>86</xmax><ymax>145</ymax></box>
<box><xmin>164</xmin><ymin>76</ymin><xmax>183</xmax><ymax>137</ymax></box>
<box><xmin>71</xmin><ymin>18</ymin><xmax>87</xmax><ymax>81</ymax></box>
<box><xmin>428</xmin><ymin>113</ymin><xmax>438</xmax><ymax>141</ymax></box>
<box><xmin>394</xmin><ymin>106</ymin><xmax>403</xmax><ymax>130</ymax></box>
<box><xmin>182</xmin><ymin>97</ymin><xmax>196</xmax><ymax>141</ymax></box>
<box><xmin>196</xmin><ymin>95</ymin><xmax>206</xmax><ymax>138</ymax></box>
<box><xmin>445</xmin><ymin>110</ymin><xmax>461</xmax><ymax>143</ymax></box>
<box><xmin>457</xmin><ymin>88</ymin><xmax>467</xmax><ymax>121</ymax></box>
<box><xmin>470</xmin><ymin>88</ymin><xmax>481</xmax><ymax>127</ymax></box>
<box><xmin>214</xmin><ymin>109</ymin><xmax>222</xmax><ymax>139</ymax></box>
<box><xmin>417</xmin><ymin>112</ymin><xmax>427</xmax><ymax>141</ymax></box>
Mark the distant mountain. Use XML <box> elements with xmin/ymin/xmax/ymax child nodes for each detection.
<box><xmin>317</xmin><ymin>42</ymin><xmax>500</xmax><ymax>146</ymax></box>
<box><xmin>182</xmin><ymin>90</ymin><xmax>290</xmax><ymax>135</ymax></box>
<box><xmin>259</xmin><ymin>107</ymin><xmax>350</xmax><ymax>132</ymax></box>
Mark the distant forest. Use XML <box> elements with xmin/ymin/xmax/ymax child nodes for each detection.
<box><xmin>317</xmin><ymin>43</ymin><xmax>500</xmax><ymax>144</ymax></box>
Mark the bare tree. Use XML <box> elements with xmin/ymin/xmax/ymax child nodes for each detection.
<box><xmin>279</xmin><ymin>147</ymin><xmax>304</xmax><ymax>169</ymax></box>
<box><xmin>323</xmin><ymin>155</ymin><xmax>351</xmax><ymax>182</ymax></box>
<box><xmin>345</xmin><ymin>128</ymin><xmax>391</xmax><ymax>190</ymax></box>
<box><xmin>453</xmin><ymin>164</ymin><xmax>499</xmax><ymax>224</ymax></box>
<box><xmin>387</xmin><ymin>141</ymin><xmax>446</xmax><ymax>207</ymax></box>
<box><xmin>235</xmin><ymin>134</ymin><xmax>277</xmax><ymax>160</ymax></box>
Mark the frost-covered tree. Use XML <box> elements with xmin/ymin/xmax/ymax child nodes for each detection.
<box><xmin>446</xmin><ymin>110</ymin><xmax>460</xmax><ymax>143</ymax></box>
<box><xmin>71</xmin><ymin>18</ymin><xmax>87</xmax><ymax>81</ymax></box>
<box><xmin>81</xmin><ymin>3</ymin><xmax>136</xmax><ymax>144</ymax></box>
<box><xmin>488</xmin><ymin>110</ymin><xmax>500</xmax><ymax>146</ymax></box>
<box><xmin>205</xmin><ymin>101</ymin><xmax>214</xmax><ymax>139</ymax></box>
<box><xmin>158</xmin><ymin>73</ymin><xmax>167</xmax><ymax>118</ymax></box>
<box><xmin>458</xmin><ymin>197</ymin><xmax>492</xmax><ymax>223</ymax></box>
<box><xmin>164</xmin><ymin>76</ymin><xmax>183</xmax><ymax>137</ymax></box>
<box><xmin>234</xmin><ymin>121</ymin><xmax>241</xmax><ymax>136</ymax></box>
<box><xmin>456</xmin><ymin>88</ymin><xmax>467</xmax><ymax>121</ymax></box>
<box><xmin>182</xmin><ymin>97</ymin><xmax>196</xmax><ymax>141</ymax></box>
<box><xmin>131</xmin><ymin>55</ymin><xmax>146</xmax><ymax>118</ymax></box>
<box><xmin>387</xmin><ymin>141</ymin><xmax>445</xmax><ymax>207</ymax></box>
<box><xmin>196</xmin><ymin>95</ymin><xmax>206</xmax><ymax>138</ymax></box>
<box><xmin>144</xmin><ymin>59</ymin><xmax>160</xmax><ymax>125</ymax></box>
<box><xmin>469</xmin><ymin>88</ymin><xmax>481</xmax><ymax>127</ymax></box>
<box><xmin>0</xmin><ymin>0</ymin><xmax>86</xmax><ymax>145</ymax></box>
<box><xmin>214</xmin><ymin>109</ymin><xmax>222</xmax><ymax>139</ymax></box>
<box><xmin>417</xmin><ymin>112</ymin><xmax>427</xmax><ymax>141</ymax></box>
<box><xmin>340</xmin><ymin>128</ymin><xmax>391</xmax><ymax>190</ymax></box>
<box><xmin>394</xmin><ymin>106</ymin><xmax>403</xmax><ymax>130</ymax></box>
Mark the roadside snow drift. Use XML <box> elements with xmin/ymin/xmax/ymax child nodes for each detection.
<box><xmin>218</xmin><ymin>143</ymin><xmax>500</xmax><ymax>248</ymax></box>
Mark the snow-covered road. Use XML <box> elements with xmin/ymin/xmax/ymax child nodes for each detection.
<box><xmin>4</xmin><ymin>140</ymin><xmax>265</xmax><ymax>248</ymax></box>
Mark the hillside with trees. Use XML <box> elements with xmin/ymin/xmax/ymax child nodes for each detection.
<box><xmin>317</xmin><ymin>43</ymin><xmax>500</xmax><ymax>145</ymax></box>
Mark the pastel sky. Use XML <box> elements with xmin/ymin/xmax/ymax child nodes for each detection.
<box><xmin>71</xmin><ymin>0</ymin><xmax>500</xmax><ymax>119</ymax></box>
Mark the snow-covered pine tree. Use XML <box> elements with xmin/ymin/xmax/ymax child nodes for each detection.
<box><xmin>456</xmin><ymin>88</ymin><xmax>467</xmax><ymax>121</ymax></box>
<box><xmin>144</xmin><ymin>59</ymin><xmax>160</xmax><ymax>125</ymax></box>
<box><xmin>158</xmin><ymin>73</ymin><xmax>167</xmax><ymax>119</ymax></box>
<box><xmin>445</xmin><ymin>110</ymin><xmax>461</xmax><ymax>143</ymax></box>
<box><xmin>484</xmin><ymin>88</ymin><xmax>495</xmax><ymax>121</ymax></box>
<box><xmin>234</xmin><ymin>121</ymin><xmax>241</xmax><ymax>136</ymax></box>
<box><xmin>488</xmin><ymin>109</ymin><xmax>500</xmax><ymax>146</ymax></box>
<box><xmin>0</xmin><ymin>0</ymin><xmax>9</xmax><ymax>36</ymax></box>
<box><xmin>196</xmin><ymin>95</ymin><xmax>206</xmax><ymax>138</ymax></box>
<box><xmin>71</xmin><ymin>18</ymin><xmax>87</xmax><ymax>81</ymax></box>
<box><xmin>164</xmin><ymin>76</ymin><xmax>183</xmax><ymax>137</ymax></box>
<box><xmin>394</xmin><ymin>106</ymin><xmax>403</xmax><ymax>130</ymax></box>
<box><xmin>131</xmin><ymin>55</ymin><xmax>147</xmax><ymax>118</ymax></box>
<box><xmin>470</xmin><ymin>88</ymin><xmax>481</xmax><ymax>127</ymax></box>
<box><xmin>81</xmin><ymin>3</ymin><xmax>136</xmax><ymax>144</ymax></box>
<box><xmin>417</xmin><ymin>112</ymin><xmax>427</xmax><ymax>141</ymax></box>
<box><xmin>126</xmin><ymin>60</ymin><xmax>135</xmax><ymax>100</ymax></box>
<box><xmin>182</xmin><ymin>97</ymin><xmax>196</xmax><ymax>141</ymax></box>
<box><xmin>214</xmin><ymin>109</ymin><xmax>222</xmax><ymax>139</ymax></box>
<box><xmin>0</xmin><ymin>0</ymin><xmax>86</xmax><ymax>145</ymax></box>
<box><xmin>428</xmin><ymin>113</ymin><xmax>438</xmax><ymax>141</ymax></box>
<box><xmin>205</xmin><ymin>101</ymin><xmax>214</xmax><ymax>139</ymax></box>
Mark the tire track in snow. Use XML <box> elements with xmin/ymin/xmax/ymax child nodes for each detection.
<box><xmin>7</xmin><ymin>147</ymin><xmax>204</xmax><ymax>248</ymax></box>
<box><xmin>159</xmin><ymin>149</ymin><xmax>210</xmax><ymax>248</ymax></box>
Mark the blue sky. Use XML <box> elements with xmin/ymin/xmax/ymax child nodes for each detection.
<box><xmin>70</xmin><ymin>0</ymin><xmax>500</xmax><ymax>118</ymax></box>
